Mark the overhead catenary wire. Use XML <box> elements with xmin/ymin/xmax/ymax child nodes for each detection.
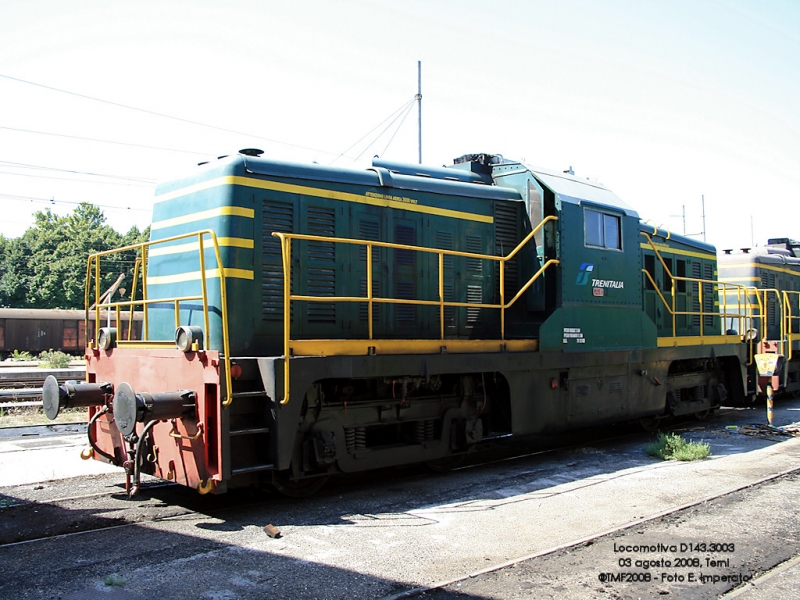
<box><xmin>0</xmin><ymin>192</ymin><xmax>152</xmax><ymax>214</ymax></box>
<box><xmin>0</xmin><ymin>171</ymin><xmax>153</xmax><ymax>188</ymax></box>
<box><xmin>0</xmin><ymin>160</ymin><xmax>156</xmax><ymax>183</ymax></box>
<box><xmin>0</xmin><ymin>124</ymin><xmax>212</xmax><ymax>157</ymax></box>
<box><xmin>0</xmin><ymin>73</ymin><xmax>340</xmax><ymax>157</ymax></box>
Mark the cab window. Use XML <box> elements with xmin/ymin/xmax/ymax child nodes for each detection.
<box><xmin>585</xmin><ymin>209</ymin><xmax>621</xmax><ymax>250</ymax></box>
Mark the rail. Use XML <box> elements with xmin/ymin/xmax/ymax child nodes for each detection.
<box><xmin>85</xmin><ymin>229</ymin><xmax>234</xmax><ymax>406</ymax></box>
<box><xmin>274</xmin><ymin>216</ymin><xmax>559</xmax><ymax>405</ymax></box>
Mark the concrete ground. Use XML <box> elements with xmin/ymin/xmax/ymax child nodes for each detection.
<box><xmin>0</xmin><ymin>423</ymin><xmax>120</xmax><ymax>486</ymax></box>
<box><xmin>0</xmin><ymin>399</ymin><xmax>799</xmax><ymax>599</ymax></box>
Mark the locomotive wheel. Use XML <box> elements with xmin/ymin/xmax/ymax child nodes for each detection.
<box><xmin>639</xmin><ymin>416</ymin><xmax>662</xmax><ymax>433</ymax></box>
<box><xmin>425</xmin><ymin>454</ymin><xmax>466</xmax><ymax>473</ymax></box>
<box><xmin>272</xmin><ymin>472</ymin><xmax>329</xmax><ymax>497</ymax></box>
<box><xmin>693</xmin><ymin>408</ymin><xmax>714</xmax><ymax>421</ymax></box>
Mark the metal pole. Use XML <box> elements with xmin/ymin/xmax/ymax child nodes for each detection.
<box><xmin>682</xmin><ymin>205</ymin><xmax>686</xmax><ymax>235</ymax></box>
<box><xmin>417</xmin><ymin>60</ymin><xmax>422</xmax><ymax>164</ymax></box>
<box><xmin>701</xmin><ymin>194</ymin><xmax>706</xmax><ymax>242</ymax></box>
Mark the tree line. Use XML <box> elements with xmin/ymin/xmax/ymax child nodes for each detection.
<box><xmin>0</xmin><ymin>203</ymin><xmax>149</xmax><ymax>309</ymax></box>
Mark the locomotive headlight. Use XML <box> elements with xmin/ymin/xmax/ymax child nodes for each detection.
<box><xmin>97</xmin><ymin>327</ymin><xmax>117</xmax><ymax>350</ymax></box>
<box><xmin>176</xmin><ymin>326</ymin><xmax>204</xmax><ymax>352</ymax></box>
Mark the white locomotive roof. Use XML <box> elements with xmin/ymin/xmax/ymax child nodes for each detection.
<box><xmin>528</xmin><ymin>166</ymin><xmax>637</xmax><ymax>216</ymax></box>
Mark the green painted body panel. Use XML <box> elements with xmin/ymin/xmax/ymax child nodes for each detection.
<box><xmin>144</xmin><ymin>154</ymin><xmax>733</xmax><ymax>356</ymax></box>
<box><xmin>145</xmin><ymin>155</ymin><xmax>539</xmax><ymax>356</ymax></box>
<box><xmin>539</xmin><ymin>306</ymin><xmax>657</xmax><ymax>351</ymax></box>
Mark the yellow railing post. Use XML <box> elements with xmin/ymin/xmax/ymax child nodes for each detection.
<box><xmin>141</xmin><ymin>244</ymin><xmax>150</xmax><ymax>341</ymax></box>
<box><xmin>94</xmin><ymin>256</ymin><xmax>101</xmax><ymax>346</ymax></box>
<box><xmin>198</xmin><ymin>233</ymin><xmax>210</xmax><ymax>341</ymax></box>
<box><xmin>277</xmin><ymin>233</ymin><xmax>292</xmax><ymax>405</ymax></box>
<box><xmin>84</xmin><ymin>256</ymin><xmax>93</xmax><ymax>349</ymax></box>
<box><xmin>500</xmin><ymin>256</ymin><xmax>506</xmax><ymax>340</ymax></box>
<box><xmin>438</xmin><ymin>252</ymin><xmax>445</xmax><ymax>340</ymax></box>
<box><xmin>367</xmin><ymin>242</ymin><xmax>374</xmax><ymax>340</ymax></box>
<box><xmin>127</xmin><ymin>257</ymin><xmax>141</xmax><ymax>341</ymax></box>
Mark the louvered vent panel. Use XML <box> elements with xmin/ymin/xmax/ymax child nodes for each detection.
<box><xmin>494</xmin><ymin>203</ymin><xmax>519</xmax><ymax>298</ymax></box>
<box><xmin>395</xmin><ymin>225</ymin><xmax>416</xmax><ymax>266</ymax></box>
<box><xmin>358</xmin><ymin>220</ymin><xmax>381</xmax><ymax>322</ymax></box>
<box><xmin>692</xmin><ymin>262</ymin><xmax>702</xmax><ymax>327</ymax></box>
<box><xmin>436</xmin><ymin>230</ymin><xmax>455</xmax><ymax>324</ymax></box>
<box><xmin>262</xmin><ymin>201</ymin><xmax>294</xmax><ymax>320</ymax></box>
<box><xmin>436</xmin><ymin>230</ymin><xmax>454</xmax><ymax>271</ymax></box>
<box><xmin>703</xmin><ymin>263</ymin><xmax>714</xmax><ymax>328</ymax></box>
<box><xmin>466</xmin><ymin>285</ymin><xmax>482</xmax><ymax>324</ymax></box>
<box><xmin>358</xmin><ymin>220</ymin><xmax>380</xmax><ymax>263</ymax></box>
<box><xmin>307</xmin><ymin>207</ymin><xmax>335</xmax><ymax>261</ymax></box>
<box><xmin>396</xmin><ymin>281</ymin><xmax>417</xmax><ymax>322</ymax></box>
<box><xmin>304</xmin><ymin>206</ymin><xmax>336</xmax><ymax>324</ymax></box>
<box><xmin>466</xmin><ymin>235</ymin><xmax>483</xmax><ymax>273</ymax></box>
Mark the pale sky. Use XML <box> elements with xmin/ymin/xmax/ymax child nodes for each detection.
<box><xmin>1</xmin><ymin>0</ymin><xmax>798</xmax><ymax>251</ymax></box>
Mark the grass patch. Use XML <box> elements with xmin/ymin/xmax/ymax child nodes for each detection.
<box><xmin>645</xmin><ymin>432</ymin><xmax>710</xmax><ymax>461</ymax></box>
<box><xmin>103</xmin><ymin>575</ymin><xmax>126</xmax><ymax>587</ymax></box>
<box><xmin>36</xmin><ymin>350</ymin><xmax>73</xmax><ymax>368</ymax></box>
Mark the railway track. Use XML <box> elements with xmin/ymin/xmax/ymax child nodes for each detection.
<box><xmin>0</xmin><ymin>366</ymin><xmax>85</xmax><ymax>408</ymax></box>
<box><xmin>382</xmin><ymin>467</ymin><xmax>800</xmax><ymax>600</ymax></box>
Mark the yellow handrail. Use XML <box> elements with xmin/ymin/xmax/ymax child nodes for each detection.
<box><xmin>85</xmin><ymin>229</ymin><xmax>234</xmax><ymax>406</ymax></box>
<box><xmin>641</xmin><ymin>269</ymin><xmax>750</xmax><ymax>335</ymax></box>
<box><xmin>639</xmin><ymin>230</ymin><xmax>753</xmax><ymax>344</ymax></box>
<box><xmin>783</xmin><ymin>290</ymin><xmax>800</xmax><ymax>362</ymax></box>
<box><xmin>275</xmin><ymin>216</ymin><xmax>559</xmax><ymax>405</ymax></box>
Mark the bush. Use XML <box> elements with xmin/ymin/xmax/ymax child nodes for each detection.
<box><xmin>645</xmin><ymin>432</ymin><xmax>710</xmax><ymax>461</ymax></box>
<box><xmin>7</xmin><ymin>350</ymin><xmax>35</xmax><ymax>361</ymax></box>
<box><xmin>37</xmin><ymin>350</ymin><xmax>73</xmax><ymax>369</ymax></box>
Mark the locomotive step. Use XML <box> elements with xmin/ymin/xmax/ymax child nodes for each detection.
<box><xmin>231</xmin><ymin>391</ymin><xmax>268</xmax><ymax>398</ymax></box>
<box><xmin>231</xmin><ymin>463</ymin><xmax>275</xmax><ymax>475</ymax></box>
<box><xmin>229</xmin><ymin>426</ymin><xmax>270</xmax><ymax>437</ymax></box>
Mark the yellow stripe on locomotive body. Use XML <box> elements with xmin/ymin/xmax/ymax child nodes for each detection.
<box><xmin>146</xmin><ymin>268</ymin><xmax>255</xmax><ymax>285</ymax></box>
<box><xmin>639</xmin><ymin>241</ymin><xmax>716</xmax><ymax>262</ymax></box>
<box><xmin>152</xmin><ymin>175</ymin><xmax>495</xmax><ymax>227</ymax></box>
<box><xmin>145</xmin><ymin>153</ymin><xmax>518</xmax><ymax>355</ymax></box>
<box><xmin>147</xmin><ymin>237</ymin><xmax>255</xmax><ymax>257</ymax></box>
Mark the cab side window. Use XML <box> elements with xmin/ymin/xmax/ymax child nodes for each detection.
<box><xmin>585</xmin><ymin>208</ymin><xmax>621</xmax><ymax>250</ymax></box>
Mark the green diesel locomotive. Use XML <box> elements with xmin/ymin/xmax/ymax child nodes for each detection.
<box><xmin>44</xmin><ymin>150</ymin><xmax>752</xmax><ymax>496</ymax></box>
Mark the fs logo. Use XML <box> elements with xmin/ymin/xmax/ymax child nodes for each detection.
<box><xmin>576</xmin><ymin>262</ymin><xmax>594</xmax><ymax>285</ymax></box>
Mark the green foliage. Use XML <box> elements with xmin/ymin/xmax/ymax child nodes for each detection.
<box><xmin>103</xmin><ymin>575</ymin><xmax>126</xmax><ymax>587</ymax></box>
<box><xmin>0</xmin><ymin>203</ymin><xmax>148</xmax><ymax>309</ymax></box>
<box><xmin>8</xmin><ymin>350</ymin><xmax>35</xmax><ymax>361</ymax></box>
<box><xmin>37</xmin><ymin>350</ymin><xmax>73</xmax><ymax>369</ymax></box>
<box><xmin>645</xmin><ymin>432</ymin><xmax>710</xmax><ymax>461</ymax></box>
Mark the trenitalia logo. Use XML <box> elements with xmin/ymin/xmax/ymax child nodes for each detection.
<box><xmin>576</xmin><ymin>263</ymin><xmax>594</xmax><ymax>285</ymax></box>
